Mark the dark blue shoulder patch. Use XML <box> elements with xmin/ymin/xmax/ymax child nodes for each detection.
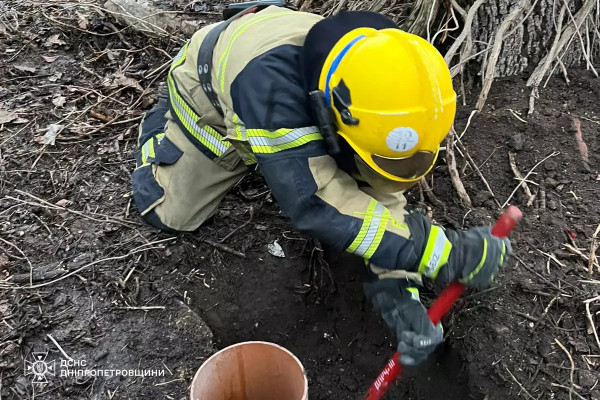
<box><xmin>230</xmin><ymin>44</ymin><xmax>314</xmax><ymax>130</ymax></box>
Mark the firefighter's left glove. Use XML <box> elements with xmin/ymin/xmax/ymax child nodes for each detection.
<box><xmin>364</xmin><ymin>279</ymin><xmax>443</xmax><ymax>366</ymax></box>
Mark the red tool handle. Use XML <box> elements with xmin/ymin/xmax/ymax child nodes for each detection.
<box><xmin>364</xmin><ymin>206</ymin><xmax>522</xmax><ymax>400</ymax></box>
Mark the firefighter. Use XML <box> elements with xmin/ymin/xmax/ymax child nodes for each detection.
<box><xmin>131</xmin><ymin>6</ymin><xmax>511</xmax><ymax>366</ymax></box>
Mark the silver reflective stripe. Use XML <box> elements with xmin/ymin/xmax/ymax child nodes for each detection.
<box><xmin>170</xmin><ymin>90</ymin><xmax>229</xmax><ymax>155</ymax></box>
<box><xmin>248</xmin><ymin>126</ymin><xmax>319</xmax><ymax>147</ymax></box>
<box><xmin>424</xmin><ymin>226</ymin><xmax>451</xmax><ymax>277</ymax></box>
<box><xmin>354</xmin><ymin>202</ymin><xmax>385</xmax><ymax>256</ymax></box>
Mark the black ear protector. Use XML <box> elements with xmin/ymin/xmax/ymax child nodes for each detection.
<box><xmin>309</xmin><ymin>80</ymin><xmax>359</xmax><ymax>155</ymax></box>
<box><xmin>331</xmin><ymin>79</ymin><xmax>359</xmax><ymax>126</ymax></box>
<box><xmin>309</xmin><ymin>90</ymin><xmax>342</xmax><ymax>155</ymax></box>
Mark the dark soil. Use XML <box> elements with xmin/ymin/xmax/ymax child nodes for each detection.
<box><xmin>1</xmin><ymin>1</ymin><xmax>599</xmax><ymax>400</ymax></box>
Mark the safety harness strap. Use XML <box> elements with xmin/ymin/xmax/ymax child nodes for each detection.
<box><xmin>197</xmin><ymin>7</ymin><xmax>261</xmax><ymax>117</ymax></box>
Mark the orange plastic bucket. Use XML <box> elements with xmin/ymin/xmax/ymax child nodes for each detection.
<box><xmin>190</xmin><ymin>341</ymin><xmax>308</xmax><ymax>400</ymax></box>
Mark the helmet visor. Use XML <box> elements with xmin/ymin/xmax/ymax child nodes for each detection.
<box><xmin>371</xmin><ymin>151</ymin><xmax>437</xmax><ymax>180</ymax></box>
<box><xmin>354</xmin><ymin>156</ymin><xmax>418</xmax><ymax>193</ymax></box>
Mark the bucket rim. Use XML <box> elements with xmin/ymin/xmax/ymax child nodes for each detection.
<box><xmin>190</xmin><ymin>341</ymin><xmax>308</xmax><ymax>399</ymax></box>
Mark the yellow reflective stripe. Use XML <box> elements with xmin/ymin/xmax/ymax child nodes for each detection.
<box><xmin>407</xmin><ymin>287</ymin><xmax>420</xmax><ymax>301</ymax></box>
<box><xmin>347</xmin><ymin>200</ymin><xmax>388</xmax><ymax>258</ymax></box>
<box><xmin>460</xmin><ymin>239</ymin><xmax>488</xmax><ymax>283</ymax></box>
<box><xmin>499</xmin><ymin>242</ymin><xmax>506</xmax><ymax>265</ymax></box>
<box><xmin>167</xmin><ymin>73</ymin><xmax>230</xmax><ymax>156</ymax></box>
<box><xmin>232</xmin><ymin>114</ymin><xmax>247</xmax><ymax>140</ymax></box>
<box><xmin>347</xmin><ymin>199</ymin><xmax>377</xmax><ymax>253</ymax></box>
<box><xmin>141</xmin><ymin>138</ymin><xmax>155</xmax><ymax>164</ymax></box>
<box><xmin>167</xmin><ymin>41</ymin><xmax>230</xmax><ymax>157</ymax></box>
<box><xmin>156</xmin><ymin>132</ymin><xmax>165</xmax><ymax>145</ymax></box>
<box><xmin>418</xmin><ymin>226</ymin><xmax>453</xmax><ymax>278</ymax></box>
<box><xmin>217</xmin><ymin>12</ymin><xmax>297</xmax><ymax>92</ymax></box>
<box><xmin>246</xmin><ymin>127</ymin><xmax>322</xmax><ymax>153</ymax></box>
<box><xmin>363</xmin><ymin>208</ymin><xmax>390</xmax><ymax>259</ymax></box>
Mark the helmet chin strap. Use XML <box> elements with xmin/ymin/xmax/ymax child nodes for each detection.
<box><xmin>323</xmin><ymin>35</ymin><xmax>365</xmax><ymax>106</ymax></box>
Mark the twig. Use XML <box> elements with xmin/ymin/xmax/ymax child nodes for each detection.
<box><xmin>584</xmin><ymin>296</ymin><xmax>600</xmax><ymax>351</ymax></box>
<box><xmin>0</xmin><ymin>240</ymin><xmax>173</xmax><ymax>290</ymax></box>
<box><xmin>219</xmin><ymin>207</ymin><xmax>254</xmax><ymax>243</ymax></box>
<box><xmin>444</xmin><ymin>0</ymin><xmax>486</xmax><ymax>64</ymax></box>
<box><xmin>532</xmin><ymin>294</ymin><xmax>560</xmax><ymax>331</ymax></box>
<box><xmin>561</xmin><ymin>0</ymin><xmax>598</xmax><ymax>77</ymax></box>
<box><xmin>457</xmin><ymin>110</ymin><xmax>478</xmax><ymax>140</ymax></box>
<box><xmin>419</xmin><ymin>178</ymin><xmax>445</xmax><ymax>209</ymax></box>
<box><xmin>503</xmin><ymin>363</ymin><xmax>535</xmax><ymax>399</ymax></box>
<box><xmin>550</xmin><ymin>383</ymin><xmax>587</xmax><ymax>400</ymax></box>
<box><xmin>554</xmin><ymin>338</ymin><xmax>575</xmax><ymax>400</ymax></box>
<box><xmin>9</xmin><ymin>189</ymin><xmax>139</xmax><ymax>228</ymax></box>
<box><xmin>47</xmin><ymin>334</ymin><xmax>73</xmax><ymax>361</ymax></box>
<box><xmin>476</xmin><ymin>0</ymin><xmax>530</xmax><ymax>110</ymax></box>
<box><xmin>589</xmin><ymin>223</ymin><xmax>600</xmax><ymax>274</ymax></box>
<box><xmin>0</xmin><ymin>237</ymin><xmax>34</xmax><ymax>286</ymax></box>
<box><xmin>508</xmin><ymin>152</ymin><xmax>536</xmax><ymax>206</ymax></box>
<box><xmin>119</xmin><ymin>306</ymin><xmax>165</xmax><ymax>310</ymax></box>
<box><xmin>563</xmin><ymin>243</ymin><xmax>600</xmax><ymax>269</ymax></box>
<box><xmin>502</xmin><ymin>152</ymin><xmax>559</xmax><ymax>208</ymax></box>
<box><xmin>202</xmin><ymin>238</ymin><xmax>246</xmax><ymax>258</ymax></box>
<box><xmin>446</xmin><ymin>127</ymin><xmax>472</xmax><ymax>208</ymax></box>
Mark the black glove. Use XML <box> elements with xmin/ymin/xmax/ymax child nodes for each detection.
<box><xmin>407</xmin><ymin>213</ymin><xmax>512</xmax><ymax>290</ymax></box>
<box><xmin>439</xmin><ymin>226</ymin><xmax>512</xmax><ymax>289</ymax></box>
<box><xmin>364</xmin><ymin>279</ymin><xmax>443</xmax><ymax>366</ymax></box>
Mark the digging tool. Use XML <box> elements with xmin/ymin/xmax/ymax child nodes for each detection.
<box><xmin>364</xmin><ymin>206</ymin><xmax>523</xmax><ymax>400</ymax></box>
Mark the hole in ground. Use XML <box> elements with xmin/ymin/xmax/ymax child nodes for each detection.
<box><xmin>190</xmin><ymin>251</ymin><xmax>481</xmax><ymax>399</ymax></box>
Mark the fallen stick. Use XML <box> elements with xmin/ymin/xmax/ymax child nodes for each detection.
<box><xmin>589</xmin><ymin>223</ymin><xmax>600</xmax><ymax>274</ymax></box>
<box><xmin>0</xmin><ymin>241</ymin><xmax>172</xmax><ymax>290</ymax></box>
<box><xmin>508</xmin><ymin>152</ymin><xmax>536</xmax><ymax>206</ymax></box>
<box><xmin>119</xmin><ymin>306</ymin><xmax>166</xmax><ymax>310</ymax></box>
<box><xmin>47</xmin><ymin>334</ymin><xmax>73</xmax><ymax>361</ymax></box>
<box><xmin>554</xmin><ymin>338</ymin><xmax>575</xmax><ymax>400</ymax></box>
<box><xmin>584</xmin><ymin>296</ymin><xmax>600</xmax><ymax>351</ymax></box>
<box><xmin>503</xmin><ymin>363</ymin><xmax>536</xmax><ymax>400</ymax></box>
<box><xmin>502</xmin><ymin>151</ymin><xmax>559</xmax><ymax>208</ymax></box>
<box><xmin>445</xmin><ymin>127</ymin><xmax>472</xmax><ymax>208</ymax></box>
<box><xmin>202</xmin><ymin>238</ymin><xmax>246</xmax><ymax>258</ymax></box>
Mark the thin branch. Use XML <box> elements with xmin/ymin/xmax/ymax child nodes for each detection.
<box><xmin>502</xmin><ymin>152</ymin><xmax>559</xmax><ymax>208</ymax></box>
<box><xmin>554</xmin><ymin>338</ymin><xmax>575</xmax><ymax>400</ymax></box>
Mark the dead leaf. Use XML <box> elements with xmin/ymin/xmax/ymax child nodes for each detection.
<box><xmin>36</xmin><ymin>123</ymin><xmax>62</xmax><ymax>145</ymax></box>
<box><xmin>52</xmin><ymin>95</ymin><xmax>66</xmax><ymax>108</ymax></box>
<box><xmin>0</xmin><ymin>109</ymin><xmax>17</xmax><ymax>124</ymax></box>
<box><xmin>42</xmin><ymin>55</ymin><xmax>58</xmax><ymax>63</ymax></box>
<box><xmin>45</xmin><ymin>34</ymin><xmax>66</xmax><ymax>47</ymax></box>
<box><xmin>14</xmin><ymin>65</ymin><xmax>36</xmax><ymax>73</ymax></box>
<box><xmin>55</xmin><ymin>199</ymin><xmax>73</xmax><ymax>207</ymax></box>
<box><xmin>111</xmin><ymin>72</ymin><xmax>143</xmax><ymax>92</ymax></box>
<box><xmin>77</xmin><ymin>13</ymin><xmax>89</xmax><ymax>30</ymax></box>
<box><xmin>48</xmin><ymin>72</ymin><xmax>63</xmax><ymax>82</ymax></box>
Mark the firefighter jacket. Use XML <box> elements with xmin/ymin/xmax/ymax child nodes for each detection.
<box><xmin>162</xmin><ymin>7</ymin><xmax>445</xmax><ymax>280</ymax></box>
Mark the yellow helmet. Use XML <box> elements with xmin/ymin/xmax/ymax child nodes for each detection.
<box><xmin>318</xmin><ymin>27</ymin><xmax>456</xmax><ymax>190</ymax></box>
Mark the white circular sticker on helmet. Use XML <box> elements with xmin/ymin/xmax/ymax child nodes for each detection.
<box><xmin>386</xmin><ymin>127</ymin><xmax>419</xmax><ymax>152</ymax></box>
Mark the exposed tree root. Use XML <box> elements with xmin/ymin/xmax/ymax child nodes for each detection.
<box><xmin>445</xmin><ymin>127</ymin><xmax>472</xmax><ymax>208</ymax></box>
<box><xmin>475</xmin><ymin>0</ymin><xmax>530</xmax><ymax>111</ymax></box>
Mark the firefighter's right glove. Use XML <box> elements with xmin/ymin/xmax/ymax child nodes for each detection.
<box><xmin>425</xmin><ymin>226</ymin><xmax>511</xmax><ymax>289</ymax></box>
<box><xmin>364</xmin><ymin>279</ymin><xmax>443</xmax><ymax>366</ymax></box>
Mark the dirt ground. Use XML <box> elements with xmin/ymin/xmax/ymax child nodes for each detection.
<box><xmin>1</xmin><ymin>1</ymin><xmax>599</xmax><ymax>399</ymax></box>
